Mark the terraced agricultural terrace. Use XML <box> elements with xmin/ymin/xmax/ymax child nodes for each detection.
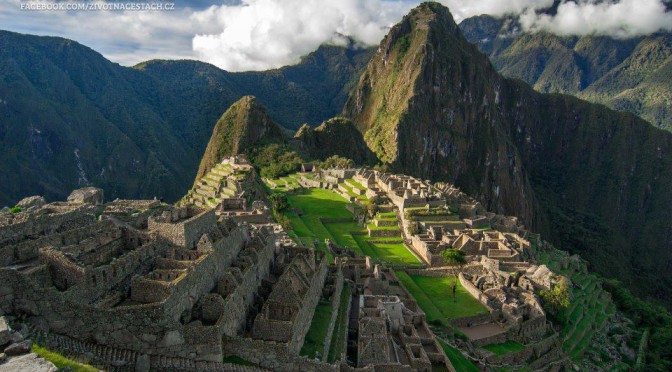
<box><xmin>269</xmin><ymin>184</ymin><xmax>422</xmax><ymax>266</ymax></box>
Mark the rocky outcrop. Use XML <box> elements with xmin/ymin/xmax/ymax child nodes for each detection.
<box><xmin>194</xmin><ymin>96</ymin><xmax>284</xmax><ymax>185</ymax></box>
<box><xmin>15</xmin><ymin>196</ymin><xmax>46</xmax><ymax>210</ymax></box>
<box><xmin>67</xmin><ymin>187</ymin><xmax>104</xmax><ymax>205</ymax></box>
<box><xmin>293</xmin><ymin>117</ymin><xmax>377</xmax><ymax>165</ymax></box>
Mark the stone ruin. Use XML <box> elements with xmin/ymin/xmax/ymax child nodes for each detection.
<box><xmin>0</xmin><ymin>183</ymin><xmax>333</xmax><ymax>370</ymax></box>
<box><xmin>0</xmin><ymin>164</ymin><xmax>570</xmax><ymax>371</ymax></box>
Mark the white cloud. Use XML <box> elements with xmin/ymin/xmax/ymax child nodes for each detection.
<box><xmin>519</xmin><ymin>0</ymin><xmax>672</xmax><ymax>38</ymax></box>
<box><xmin>0</xmin><ymin>0</ymin><xmax>211</xmax><ymax>65</ymax></box>
<box><xmin>437</xmin><ymin>0</ymin><xmax>553</xmax><ymax>22</ymax></box>
<box><xmin>191</xmin><ymin>0</ymin><xmax>413</xmax><ymax>71</ymax></box>
<box><xmin>1</xmin><ymin>0</ymin><xmax>671</xmax><ymax>70</ymax></box>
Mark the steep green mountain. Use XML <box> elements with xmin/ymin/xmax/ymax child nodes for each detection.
<box><xmin>293</xmin><ymin>117</ymin><xmax>377</xmax><ymax>164</ymax></box>
<box><xmin>459</xmin><ymin>15</ymin><xmax>672</xmax><ymax>131</ymax></box>
<box><xmin>0</xmin><ymin>30</ymin><xmax>372</xmax><ymax>206</ymax></box>
<box><xmin>344</xmin><ymin>2</ymin><xmax>672</xmax><ymax>307</ymax></box>
<box><xmin>194</xmin><ymin>96</ymin><xmax>283</xmax><ymax>183</ymax></box>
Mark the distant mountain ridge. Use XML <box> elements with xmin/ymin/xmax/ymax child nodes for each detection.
<box><xmin>459</xmin><ymin>14</ymin><xmax>672</xmax><ymax>131</ymax></box>
<box><xmin>0</xmin><ymin>30</ymin><xmax>373</xmax><ymax>205</ymax></box>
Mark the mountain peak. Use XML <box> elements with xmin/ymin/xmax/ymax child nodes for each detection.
<box><xmin>194</xmin><ymin>95</ymin><xmax>283</xmax><ymax>184</ymax></box>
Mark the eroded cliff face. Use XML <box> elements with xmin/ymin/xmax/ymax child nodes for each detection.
<box><xmin>344</xmin><ymin>2</ymin><xmax>672</xmax><ymax>305</ymax></box>
<box><xmin>344</xmin><ymin>2</ymin><xmax>538</xmax><ymax>227</ymax></box>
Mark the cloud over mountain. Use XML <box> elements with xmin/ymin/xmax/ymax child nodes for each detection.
<box><xmin>520</xmin><ymin>0</ymin><xmax>672</xmax><ymax>38</ymax></box>
<box><xmin>0</xmin><ymin>0</ymin><xmax>670</xmax><ymax>69</ymax></box>
<box><xmin>191</xmin><ymin>0</ymin><xmax>413</xmax><ymax>71</ymax></box>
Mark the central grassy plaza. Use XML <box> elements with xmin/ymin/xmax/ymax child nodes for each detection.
<box><xmin>282</xmin><ymin>187</ymin><xmax>422</xmax><ymax>266</ymax></box>
<box><xmin>396</xmin><ymin>272</ymin><xmax>488</xmax><ymax>321</ymax></box>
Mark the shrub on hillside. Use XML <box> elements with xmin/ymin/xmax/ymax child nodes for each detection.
<box><xmin>249</xmin><ymin>144</ymin><xmax>304</xmax><ymax>179</ymax></box>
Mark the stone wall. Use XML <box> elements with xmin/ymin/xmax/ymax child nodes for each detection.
<box><xmin>0</xmin><ymin>227</ymin><xmax>253</xmax><ymax>364</ymax></box>
<box><xmin>0</xmin><ymin>203</ymin><xmax>96</xmax><ymax>246</ymax></box>
<box><xmin>458</xmin><ymin>273</ymin><xmax>494</xmax><ymax>312</ymax></box>
<box><xmin>218</xmin><ymin>239</ymin><xmax>275</xmax><ymax>337</ymax></box>
<box><xmin>148</xmin><ymin>208</ymin><xmax>216</xmax><ymax>248</ymax></box>
<box><xmin>367</xmin><ymin>228</ymin><xmax>399</xmax><ymax>238</ymax></box>
<box><xmin>222</xmin><ymin>336</ymin><xmax>339</xmax><ymax>372</ymax></box>
<box><xmin>321</xmin><ymin>266</ymin><xmax>344</xmax><ymax>362</ymax></box>
<box><xmin>289</xmin><ymin>257</ymin><xmax>329</xmax><ymax>353</ymax></box>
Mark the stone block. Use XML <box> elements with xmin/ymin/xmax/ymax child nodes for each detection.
<box><xmin>0</xmin><ymin>353</ymin><xmax>57</xmax><ymax>372</ymax></box>
<box><xmin>136</xmin><ymin>354</ymin><xmax>150</xmax><ymax>372</ymax></box>
<box><xmin>67</xmin><ymin>187</ymin><xmax>104</xmax><ymax>205</ymax></box>
<box><xmin>16</xmin><ymin>196</ymin><xmax>46</xmax><ymax>209</ymax></box>
<box><xmin>0</xmin><ymin>317</ymin><xmax>9</xmax><ymax>346</ymax></box>
<box><xmin>4</xmin><ymin>339</ymin><xmax>32</xmax><ymax>356</ymax></box>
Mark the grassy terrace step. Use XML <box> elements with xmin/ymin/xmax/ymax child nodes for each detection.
<box><xmin>204</xmin><ymin>173</ymin><xmax>224</xmax><ymax>181</ymax></box>
<box><xmin>366</xmin><ymin>223</ymin><xmax>400</xmax><ymax>231</ymax></box>
<box><xmin>345</xmin><ymin>178</ymin><xmax>366</xmax><ymax>191</ymax></box>
<box><xmin>281</xmin><ymin>187</ymin><xmax>421</xmax><ymax>266</ymax></box>
<box><xmin>438</xmin><ymin>339</ymin><xmax>479</xmax><ymax>372</ymax></box>
<box><xmin>32</xmin><ymin>344</ymin><xmax>98</xmax><ymax>372</ymax></box>
<box><xmin>210</xmin><ymin>169</ymin><xmax>231</xmax><ymax>177</ymax></box>
<box><xmin>197</xmin><ymin>183</ymin><xmax>216</xmax><ymax>191</ymax></box>
<box><xmin>481</xmin><ymin>340</ymin><xmax>526</xmax><ymax>356</ymax></box>
<box><xmin>378</xmin><ymin>211</ymin><xmax>397</xmax><ymax>217</ymax></box>
<box><xmin>338</xmin><ymin>182</ymin><xmax>368</xmax><ymax>201</ymax></box>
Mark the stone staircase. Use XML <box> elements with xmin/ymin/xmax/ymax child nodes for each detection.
<box><xmin>185</xmin><ymin>164</ymin><xmax>241</xmax><ymax>209</ymax></box>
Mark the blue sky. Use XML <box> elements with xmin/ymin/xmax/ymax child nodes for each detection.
<box><xmin>0</xmin><ymin>0</ymin><xmax>670</xmax><ymax>71</ymax></box>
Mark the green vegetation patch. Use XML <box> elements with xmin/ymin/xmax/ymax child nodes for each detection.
<box><xmin>482</xmin><ymin>340</ymin><xmax>526</xmax><ymax>355</ymax></box>
<box><xmin>346</xmin><ymin>178</ymin><xmax>366</xmax><ymax>191</ymax></box>
<box><xmin>31</xmin><ymin>344</ymin><xmax>98</xmax><ymax>372</ymax></box>
<box><xmin>300</xmin><ymin>302</ymin><xmax>334</xmax><ymax>358</ymax></box>
<box><xmin>281</xmin><ymin>188</ymin><xmax>420</xmax><ymax>266</ymax></box>
<box><xmin>403</xmin><ymin>274</ymin><xmax>488</xmax><ymax>320</ymax></box>
<box><xmin>367</xmin><ymin>241</ymin><xmax>422</xmax><ymax>266</ymax></box>
<box><xmin>222</xmin><ymin>356</ymin><xmax>255</xmax><ymax>366</ymax></box>
<box><xmin>438</xmin><ymin>339</ymin><xmax>479</xmax><ymax>372</ymax></box>
<box><xmin>328</xmin><ymin>283</ymin><xmax>351</xmax><ymax>363</ymax></box>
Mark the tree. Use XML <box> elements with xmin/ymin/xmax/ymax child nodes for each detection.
<box><xmin>442</xmin><ymin>248</ymin><xmax>467</xmax><ymax>303</ymax></box>
<box><xmin>320</xmin><ymin>155</ymin><xmax>354</xmax><ymax>169</ymax></box>
<box><xmin>249</xmin><ymin>144</ymin><xmax>303</xmax><ymax>179</ymax></box>
<box><xmin>269</xmin><ymin>193</ymin><xmax>288</xmax><ymax>212</ymax></box>
<box><xmin>539</xmin><ymin>275</ymin><xmax>571</xmax><ymax>320</ymax></box>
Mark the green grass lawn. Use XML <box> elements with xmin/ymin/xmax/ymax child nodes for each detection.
<box><xmin>401</xmin><ymin>274</ymin><xmax>488</xmax><ymax>320</ymax></box>
<box><xmin>346</xmin><ymin>178</ymin><xmax>366</xmax><ymax>191</ymax></box>
<box><xmin>300</xmin><ymin>302</ymin><xmax>334</xmax><ymax>359</ymax></box>
<box><xmin>367</xmin><ymin>223</ymin><xmax>400</xmax><ymax>231</ymax></box>
<box><xmin>438</xmin><ymin>339</ymin><xmax>479</xmax><ymax>372</ymax></box>
<box><xmin>32</xmin><ymin>344</ymin><xmax>98</xmax><ymax>372</ymax></box>
<box><xmin>368</xmin><ymin>241</ymin><xmax>423</xmax><ymax>266</ymax></box>
<box><xmin>328</xmin><ymin>283</ymin><xmax>351</xmax><ymax>363</ymax></box>
<box><xmin>396</xmin><ymin>271</ymin><xmax>445</xmax><ymax>322</ymax></box>
<box><xmin>284</xmin><ymin>188</ymin><xmax>355</xmax><ymax>260</ymax></box>
<box><xmin>324</xmin><ymin>222</ymin><xmax>366</xmax><ymax>256</ymax></box>
<box><xmin>283</xmin><ymin>188</ymin><xmax>420</xmax><ymax>266</ymax></box>
<box><xmin>482</xmin><ymin>340</ymin><xmax>526</xmax><ymax>355</ymax></box>
<box><xmin>339</xmin><ymin>182</ymin><xmax>368</xmax><ymax>201</ymax></box>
